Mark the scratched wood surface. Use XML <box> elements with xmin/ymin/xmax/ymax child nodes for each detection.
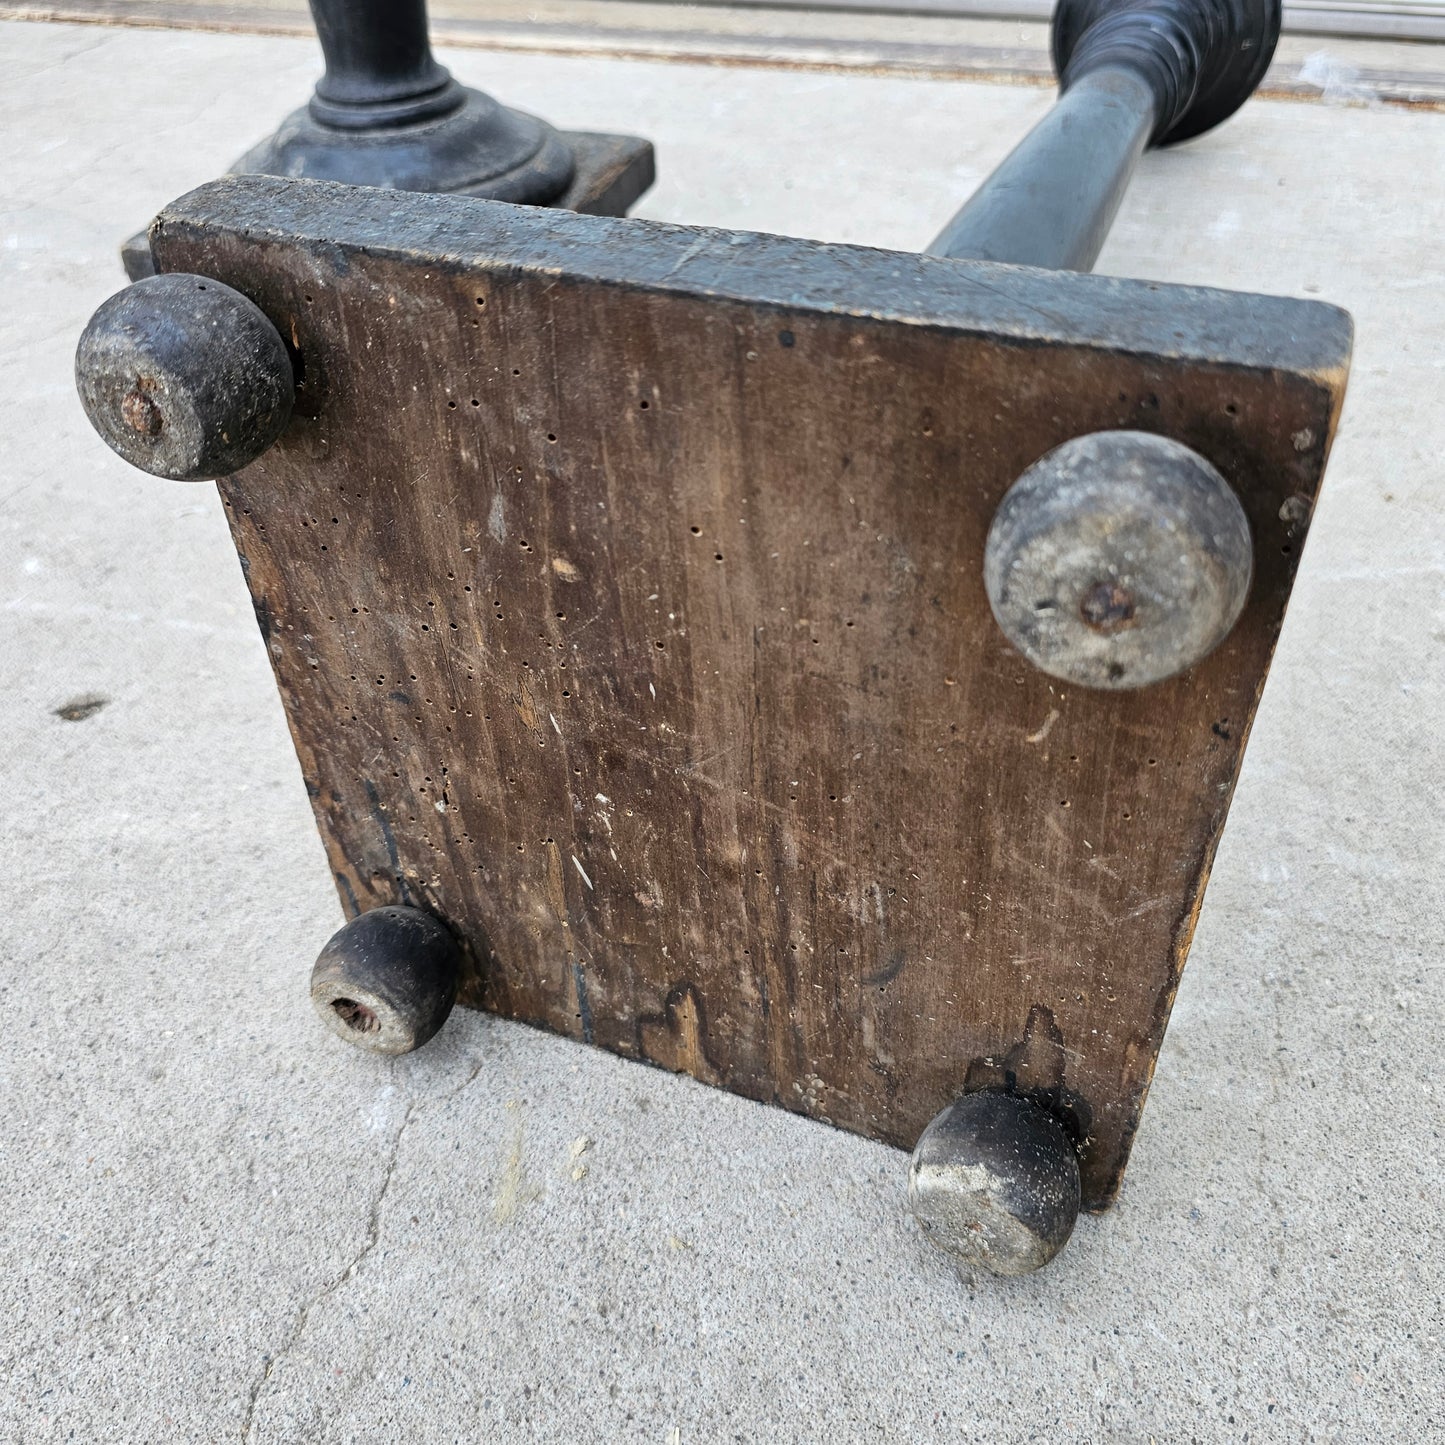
<box><xmin>152</xmin><ymin>175</ymin><xmax>1348</xmax><ymax>1206</ymax></box>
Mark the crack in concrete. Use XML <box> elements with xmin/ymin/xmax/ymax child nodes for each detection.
<box><xmin>238</xmin><ymin>1050</ymin><xmax>491</xmax><ymax>1442</ymax></box>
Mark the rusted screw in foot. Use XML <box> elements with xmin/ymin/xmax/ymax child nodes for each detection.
<box><xmin>1079</xmin><ymin>579</ymin><xmax>1136</xmax><ymax>632</ymax></box>
<box><xmin>121</xmin><ymin>386</ymin><xmax>164</xmax><ymax>436</ymax></box>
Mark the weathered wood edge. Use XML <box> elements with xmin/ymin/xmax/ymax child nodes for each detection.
<box><xmin>152</xmin><ymin>174</ymin><xmax>1353</xmax><ymax>385</ymax></box>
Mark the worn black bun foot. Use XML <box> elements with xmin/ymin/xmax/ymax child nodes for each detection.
<box><xmin>75</xmin><ymin>273</ymin><xmax>294</xmax><ymax>481</ymax></box>
<box><xmin>908</xmin><ymin>1091</ymin><xmax>1082</xmax><ymax>1277</ymax></box>
<box><xmin>310</xmin><ymin>906</ymin><xmax>462</xmax><ymax>1056</ymax></box>
<box><xmin>1052</xmin><ymin>0</ymin><xmax>1282</xmax><ymax>145</ymax></box>
<box><xmin>984</xmin><ymin>430</ymin><xmax>1254</xmax><ymax>691</ymax></box>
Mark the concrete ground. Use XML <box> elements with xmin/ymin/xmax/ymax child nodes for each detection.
<box><xmin>2</xmin><ymin>17</ymin><xmax>1443</xmax><ymax>1443</ymax></box>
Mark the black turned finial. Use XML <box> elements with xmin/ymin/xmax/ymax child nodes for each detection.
<box><xmin>1053</xmin><ymin>0</ymin><xmax>1282</xmax><ymax>145</ymax></box>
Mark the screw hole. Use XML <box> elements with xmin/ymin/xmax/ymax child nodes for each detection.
<box><xmin>331</xmin><ymin>998</ymin><xmax>380</xmax><ymax>1034</ymax></box>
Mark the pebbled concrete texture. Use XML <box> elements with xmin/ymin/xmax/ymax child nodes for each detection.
<box><xmin>1</xmin><ymin>18</ymin><xmax>1442</xmax><ymax>1443</ymax></box>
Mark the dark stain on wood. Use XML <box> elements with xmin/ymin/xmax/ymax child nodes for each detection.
<box><xmin>151</xmin><ymin>175</ymin><xmax>1350</xmax><ymax>1208</ymax></box>
<box><xmin>637</xmin><ymin>981</ymin><xmax>719</xmax><ymax>1084</ymax></box>
<box><xmin>964</xmin><ymin>1003</ymin><xmax>1092</xmax><ymax>1146</ymax></box>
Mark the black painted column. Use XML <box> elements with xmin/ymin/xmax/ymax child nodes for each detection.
<box><xmin>929</xmin><ymin>0</ymin><xmax>1280</xmax><ymax>271</ymax></box>
<box><xmin>307</xmin><ymin>0</ymin><xmax>461</xmax><ymax>128</ymax></box>
<box><xmin>234</xmin><ymin>0</ymin><xmax>575</xmax><ymax>204</ymax></box>
<box><xmin>121</xmin><ymin>0</ymin><xmax>656</xmax><ymax>279</ymax></box>
<box><xmin>930</xmin><ymin>66</ymin><xmax>1156</xmax><ymax>271</ymax></box>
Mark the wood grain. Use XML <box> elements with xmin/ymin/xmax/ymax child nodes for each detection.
<box><xmin>153</xmin><ymin>175</ymin><xmax>1349</xmax><ymax>1206</ymax></box>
